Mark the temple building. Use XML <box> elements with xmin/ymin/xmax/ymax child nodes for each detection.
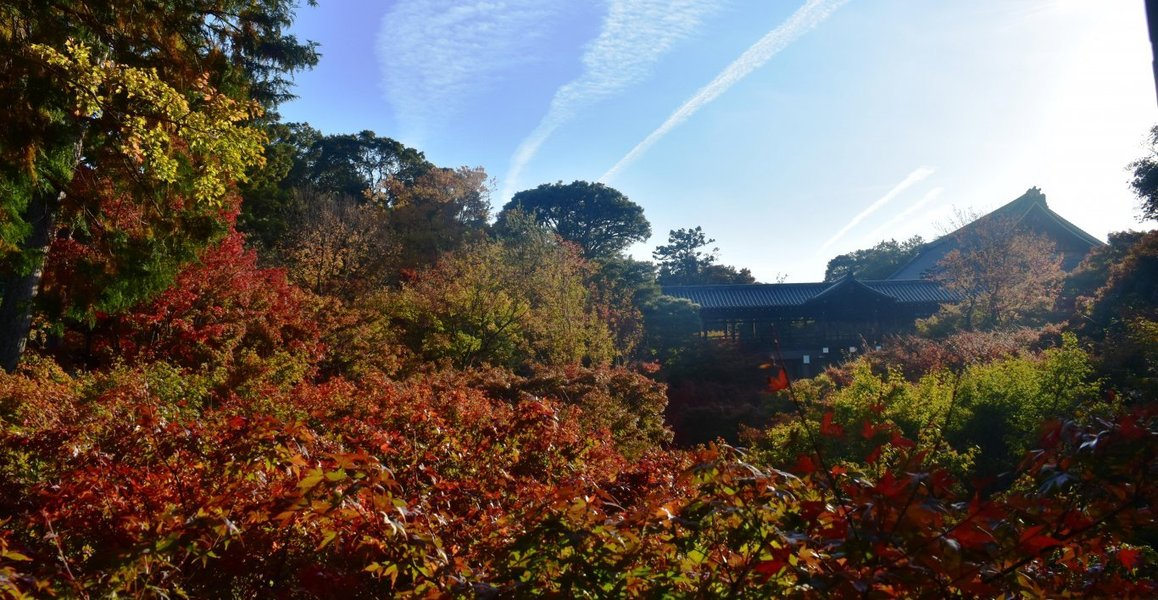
<box><xmin>661</xmin><ymin>188</ymin><xmax>1103</xmax><ymax>374</ymax></box>
<box><xmin>890</xmin><ymin>187</ymin><xmax>1103</xmax><ymax>279</ymax></box>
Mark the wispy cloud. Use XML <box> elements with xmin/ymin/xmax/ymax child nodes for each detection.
<box><xmin>600</xmin><ymin>0</ymin><xmax>849</xmax><ymax>182</ymax></box>
<box><xmin>501</xmin><ymin>0</ymin><xmax>724</xmax><ymax>201</ymax></box>
<box><xmin>817</xmin><ymin>166</ymin><xmax>935</xmax><ymax>253</ymax></box>
<box><xmin>377</xmin><ymin>1</ymin><xmax>564</xmax><ymax>140</ymax></box>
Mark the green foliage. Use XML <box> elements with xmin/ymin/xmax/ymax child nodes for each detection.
<box><xmin>316</xmin><ymin>130</ymin><xmax>432</xmax><ymax>203</ymax></box>
<box><xmin>1072</xmin><ymin>229</ymin><xmax>1158</xmax><ymax>397</ymax></box>
<box><xmin>824</xmin><ymin>235</ymin><xmax>924</xmax><ymax>281</ymax></box>
<box><xmin>653</xmin><ymin>226</ymin><xmax>755</xmax><ymax>285</ymax></box>
<box><xmin>499</xmin><ymin>180</ymin><xmax>651</xmax><ymax>259</ymax></box>
<box><xmin>950</xmin><ymin>334</ymin><xmax>1098</xmax><ymax>477</ymax></box>
<box><xmin>641</xmin><ymin>295</ymin><xmax>702</xmax><ymax>363</ymax></box>
<box><xmin>1128</xmin><ymin>124</ymin><xmax>1158</xmax><ymax>221</ymax></box>
<box><xmin>585</xmin><ymin>257</ymin><xmax>661</xmax><ymax>359</ymax></box>
<box><xmin>1059</xmin><ymin>230</ymin><xmax>1144</xmax><ymax>316</ymax></box>
<box><xmin>237</xmin><ymin>122</ymin><xmax>324</xmax><ymax>250</ymax></box>
<box><xmin>379</xmin><ymin>231</ymin><xmax>615</xmax><ymax>370</ymax></box>
<box><xmin>753</xmin><ymin>334</ymin><xmax>1099</xmax><ymax>482</ymax></box>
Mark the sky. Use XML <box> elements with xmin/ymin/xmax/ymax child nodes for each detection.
<box><xmin>279</xmin><ymin>0</ymin><xmax>1157</xmax><ymax>282</ymax></box>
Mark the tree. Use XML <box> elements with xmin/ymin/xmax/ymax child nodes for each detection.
<box><xmin>237</xmin><ymin>122</ymin><xmax>324</xmax><ymax>251</ymax></box>
<box><xmin>699</xmin><ymin>263</ymin><xmax>757</xmax><ymax>285</ymax></box>
<box><xmin>380</xmin><ymin>225</ymin><xmax>614</xmax><ymax>370</ymax></box>
<box><xmin>0</xmin><ymin>1</ymin><xmax>318</xmax><ymax>371</ymax></box>
<box><xmin>380</xmin><ymin>165</ymin><xmax>492</xmax><ymax>272</ymax></box>
<box><xmin>81</xmin><ymin>230</ymin><xmax>321</xmax><ymax>372</ymax></box>
<box><xmin>652</xmin><ymin>227</ymin><xmax>716</xmax><ymax>285</ymax></box>
<box><xmin>1128</xmin><ymin>124</ymin><xmax>1158</xmax><ymax>221</ymax></box>
<box><xmin>238</xmin><ymin>126</ymin><xmax>434</xmax><ymax>252</ymax></box>
<box><xmin>276</xmin><ymin>189</ymin><xmax>398</xmax><ymax>300</ymax></box>
<box><xmin>640</xmin><ymin>295</ymin><xmax>702</xmax><ymax>362</ymax></box>
<box><xmin>498</xmin><ymin>180</ymin><xmax>651</xmax><ymax>259</ymax></box>
<box><xmin>931</xmin><ymin>217</ymin><xmax>1064</xmax><ymax>331</ymax></box>
<box><xmin>1076</xmin><ymin>230</ymin><xmax>1158</xmax><ymax>395</ymax></box>
<box><xmin>312</xmin><ymin>130</ymin><xmax>431</xmax><ymax>204</ymax></box>
<box><xmin>824</xmin><ymin>235</ymin><xmax>925</xmax><ymax>281</ymax></box>
<box><xmin>652</xmin><ymin>226</ymin><xmax>756</xmax><ymax>285</ymax></box>
<box><xmin>585</xmin><ymin>257</ymin><xmax>661</xmax><ymax>359</ymax></box>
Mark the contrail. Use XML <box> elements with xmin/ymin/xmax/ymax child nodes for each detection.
<box><xmin>501</xmin><ymin>0</ymin><xmax>722</xmax><ymax>201</ymax></box>
<box><xmin>862</xmin><ymin>186</ymin><xmax>944</xmax><ymax>243</ymax></box>
<box><xmin>817</xmin><ymin>166</ymin><xmax>935</xmax><ymax>253</ymax></box>
<box><xmin>600</xmin><ymin>0</ymin><xmax>849</xmax><ymax>182</ymax></box>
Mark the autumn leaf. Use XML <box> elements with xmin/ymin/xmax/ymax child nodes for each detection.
<box><xmin>820</xmin><ymin>412</ymin><xmax>845</xmax><ymax>439</ymax></box>
<box><xmin>1118</xmin><ymin>547</ymin><xmax>1143</xmax><ymax>570</ymax></box>
<box><xmin>1018</xmin><ymin>525</ymin><xmax>1062</xmax><ymax>555</ymax></box>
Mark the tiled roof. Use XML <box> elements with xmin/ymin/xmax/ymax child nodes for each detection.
<box><xmin>662</xmin><ymin>279</ymin><xmax>955</xmax><ymax>310</ymax></box>
<box><xmin>861</xmin><ymin>280</ymin><xmax>959</xmax><ymax>304</ymax></box>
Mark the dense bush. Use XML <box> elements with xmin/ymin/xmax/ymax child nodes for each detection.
<box><xmin>0</xmin><ymin>358</ymin><xmax>625</xmax><ymax>596</ymax></box>
<box><xmin>453</xmin><ymin>363</ymin><xmax>672</xmax><ymax>459</ymax></box>
<box><xmin>749</xmin><ymin>334</ymin><xmax>1104</xmax><ymax>484</ymax></box>
<box><xmin>2</xmin><ymin>355</ymin><xmax>1151</xmax><ymax>597</ymax></box>
<box><xmin>378</xmin><ymin>235</ymin><xmax>615</xmax><ymax>371</ymax></box>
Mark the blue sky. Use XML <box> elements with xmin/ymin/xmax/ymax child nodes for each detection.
<box><xmin>280</xmin><ymin>0</ymin><xmax>1156</xmax><ymax>281</ymax></box>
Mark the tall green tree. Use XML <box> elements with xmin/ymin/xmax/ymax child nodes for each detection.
<box><xmin>586</xmin><ymin>257</ymin><xmax>661</xmax><ymax>359</ymax></box>
<box><xmin>653</xmin><ymin>226</ymin><xmax>716</xmax><ymax>285</ymax></box>
<box><xmin>312</xmin><ymin>130</ymin><xmax>431</xmax><ymax>204</ymax></box>
<box><xmin>498</xmin><ymin>180</ymin><xmax>651</xmax><ymax>259</ymax></box>
<box><xmin>0</xmin><ymin>0</ymin><xmax>318</xmax><ymax>371</ymax></box>
<box><xmin>237</xmin><ymin>122</ymin><xmax>324</xmax><ymax>250</ymax></box>
<box><xmin>238</xmin><ymin>126</ymin><xmax>434</xmax><ymax>255</ymax></box>
<box><xmin>652</xmin><ymin>226</ymin><xmax>756</xmax><ymax>285</ymax></box>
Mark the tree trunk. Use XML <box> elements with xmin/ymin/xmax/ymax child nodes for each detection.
<box><xmin>0</xmin><ymin>187</ymin><xmax>59</xmax><ymax>372</ymax></box>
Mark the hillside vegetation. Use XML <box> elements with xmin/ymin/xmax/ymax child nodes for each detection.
<box><xmin>0</xmin><ymin>3</ymin><xmax>1154</xmax><ymax>597</ymax></box>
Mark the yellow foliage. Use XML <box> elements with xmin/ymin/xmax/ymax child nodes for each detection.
<box><xmin>31</xmin><ymin>39</ymin><xmax>266</xmax><ymax>206</ymax></box>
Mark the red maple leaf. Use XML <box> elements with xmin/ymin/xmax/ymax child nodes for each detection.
<box><xmin>766</xmin><ymin>367</ymin><xmax>790</xmax><ymax>392</ymax></box>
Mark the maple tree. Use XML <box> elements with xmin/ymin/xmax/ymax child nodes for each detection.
<box><xmin>1</xmin><ymin>341</ymin><xmax>1151</xmax><ymax>596</ymax></box>
<box><xmin>930</xmin><ymin>216</ymin><xmax>1065</xmax><ymax>332</ymax></box>
<box><xmin>277</xmin><ymin>189</ymin><xmax>399</xmax><ymax>300</ymax></box>
<box><xmin>79</xmin><ymin>230</ymin><xmax>322</xmax><ymax>373</ymax></box>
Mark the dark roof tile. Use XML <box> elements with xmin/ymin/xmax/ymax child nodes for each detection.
<box><xmin>662</xmin><ymin>279</ymin><xmax>956</xmax><ymax>310</ymax></box>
